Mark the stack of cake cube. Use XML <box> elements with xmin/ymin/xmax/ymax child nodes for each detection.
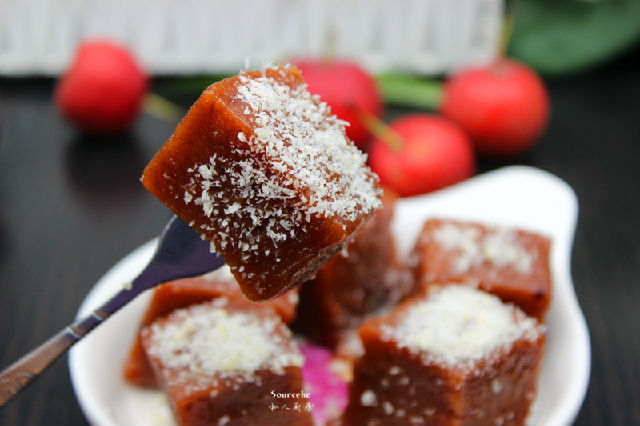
<box><xmin>132</xmin><ymin>65</ymin><xmax>552</xmax><ymax>426</ymax></box>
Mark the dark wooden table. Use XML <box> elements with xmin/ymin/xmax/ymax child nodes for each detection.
<box><xmin>1</xmin><ymin>49</ymin><xmax>639</xmax><ymax>425</ymax></box>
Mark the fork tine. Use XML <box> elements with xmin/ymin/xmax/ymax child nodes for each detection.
<box><xmin>132</xmin><ymin>216</ymin><xmax>225</xmax><ymax>291</ymax></box>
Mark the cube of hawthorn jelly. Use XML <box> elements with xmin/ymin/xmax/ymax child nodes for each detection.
<box><xmin>124</xmin><ymin>267</ymin><xmax>299</xmax><ymax>387</ymax></box>
<box><xmin>293</xmin><ymin>190</ymin><xmax>412</xmax><ymax>347</ymax></box>
<box><xmin>410</xmin><ymin>219</ymin><xmax>552</xmax><ymax>321</ymax></box>
<box><xmin>142</xmin><ymin>65</ymin><xmax>381</xmax><ymax>300</ymax></box>
<box><xmin>141</xmin><ymin>298</ymin><xmax>313</xmax><ymax>426</ymax></box>
<box><xmin>343</xmin><ymin>285</ymin><xmax>545</xmax><ymax>426</ymax></box>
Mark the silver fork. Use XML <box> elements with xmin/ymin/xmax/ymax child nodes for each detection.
<box><xmin>0</xmin><ymin>216</ymin><xmax>225</xmax><ymax>407</ymax></box>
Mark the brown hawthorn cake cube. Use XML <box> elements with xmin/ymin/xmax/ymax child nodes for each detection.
<box><xmin>343</xmin><ymin>285</ymin><xmax>545</xmax><ymax>426</ymax></box>
<box><xmin>141</xmin><ymin>298</ymin><xmax>313</xmax><ymax>426</ymax></box>
<box><xmin>410</xmin><ymin>219</ymin><xmax>552</xmax><ymax>321</ymax></box>
<box><xmin>293</xmin><ymin>189</ymin><xmax>412</xmax><ymax>347</ymax></box>
<box><xmin>124</xmin><ymin>267</ymin><xmax>299</xmax><ymax>387</ymax></box>
<box><xmin>142</xmin><ymin>65</ymin><xmax>381</xmax><ymax>301</ymax></box>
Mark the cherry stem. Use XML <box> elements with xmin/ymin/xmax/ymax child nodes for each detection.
<box><xmin>143</xmin><ymin>93</ymin><xmax>184</xmax><ymax>122</ymax></box>
<box><xmin>350</xmin><ymin>104</ymin><xmax>404</xmax><ymax>151</ymax></box>
<box><xmin>500</xmin><ymin>2</ymin><xmax>516</xmax><ymax>57</ymax></box>
<box><xmin>375</xmin><ymin>73</ymin><xmax>443</xmax><ymax>111</ymax></box>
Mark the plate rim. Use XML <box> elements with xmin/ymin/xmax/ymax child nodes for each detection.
<box><xmin>68</xmin><ymin>165</ymin><xmax>591</xmax><ymax>426</ymax></box>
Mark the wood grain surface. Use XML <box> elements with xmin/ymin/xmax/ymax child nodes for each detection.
<box><xmin>0</xmin><ymin>48</ymin><xmax>639</xmax><ymax>425</ymax></box>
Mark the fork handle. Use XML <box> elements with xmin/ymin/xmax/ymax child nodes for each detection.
<box><xmin>0</xmin><ymin>283</ymin><xmax>145</xmax><ymax>407</ymax></box>
<box><xmin>0</xmin><ymin>217</ymin><xmax>225</xmax><ymax>407</ymax></box>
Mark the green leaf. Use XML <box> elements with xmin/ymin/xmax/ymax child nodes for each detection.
<box><xmin>509</xmin><ymin>0</ymin><xmax>640</xmax><ymax>75</ymax></box>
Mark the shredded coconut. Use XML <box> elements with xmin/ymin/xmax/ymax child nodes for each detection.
<box><xmin>384</xmin><ymin>286</ymin><xmax>541</xmax><ymax>369</ymax></box>
<box><xmin>145</xmin><ymin>301</ymin><xmax>303</xmax><ymax>387</ymax></box>
<box><xmin>360</xmin><ymin>390</ymin><xmax>377</xmax><ymax>406</ymax></box>
<box><xmin>432</xmin><ymin>223</ymin><xmax>534</xmax><ymax>274</ymax></box>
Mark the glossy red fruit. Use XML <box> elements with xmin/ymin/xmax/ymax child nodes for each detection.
<box><xmin>369</xmin><ymin>115</ymin><xmax>475</xmax><ymax>197</ymax></box>
<box><xmin>441</xmin><ymin>58</ymin><xmax>549</xmax><ymax>157</ymax></box>
<box><xmin>292</xmin><ymin>59</ymin><xmax>382</xmax><ymax>148</ymax></box>
<box><xmin>55</xmin><ymin>39</ymin><xmax>148</xmax><ymax>134</ymax></box>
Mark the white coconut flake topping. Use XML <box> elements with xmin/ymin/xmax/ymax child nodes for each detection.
<box><xmin>183</xmin><ymin>65</ymin><xmax>381</xmax><ymax>259</ymax></box>
<box><xmin>145</xmin><ymin>301</ymin><xmax>303</xmax><ymax>385</ymax></box>
<box><xmin>384</xmin><ymin>286</ymin><xmax>541</xmax><ymax>369</ymax></box>
<box><xmin>432</xmin><ymin>223</ymin><xmax>535</xmax><ymax>274</ymax></box>
<box><xmin>235</xmin><ymin>68</ymin><xmax>380</xmax><ymax>219</ymax></box>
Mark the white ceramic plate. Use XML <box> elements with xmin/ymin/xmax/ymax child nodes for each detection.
<box><xmin>69</xmin><ymin>165</ymin><xmax>590</xmax><ymax>426</ymax></box>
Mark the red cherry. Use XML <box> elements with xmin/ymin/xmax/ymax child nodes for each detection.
<box><xmin>369</xmin><ymin>115</ymin><xmax>475</xmax><ymax>197</ymax></box>
<box><xmin>441</xmin><ymin>58</ymin><xmax>549</xmax><ymax>157</ymax></box>
<box><xmin>55</xmin><ymin>39</ymin><xmax>148</xmax><ymax>134</ymax></box>
<box><xmin>292</xmin><ymin>59</ymin><xmax>382</xmax><ymax>148</ymax></box>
